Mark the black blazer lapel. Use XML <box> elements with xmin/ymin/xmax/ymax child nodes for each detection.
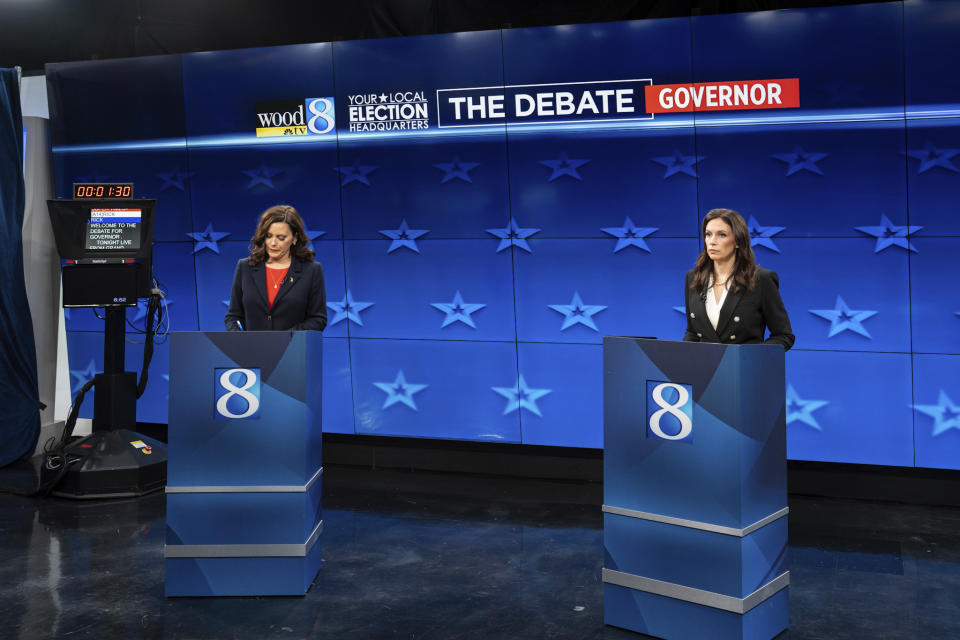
<box><xmin>270</xmin><ymin>260</ymin><xmax>303</xmax><ymax>308</ymax></box>
<box><xmin>690</xmin><ymin>288</ymin><xmax>721</xmax><ymax>342</ymax></box>
<box><xmin>250</xmin><ymin>262</ymin><xmax>269</xmax><ymax>308</ymax></box>
<box><xmin>715</xmin><ymin>287</ymin><xmax>744</xmax><ymax>337</ymax></box>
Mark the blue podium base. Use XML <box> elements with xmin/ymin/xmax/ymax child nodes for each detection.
<box><xmin>165</xmin><ymin>538</ymin><xmax>323</xmax><ymax>597</ymax></box>
<box><xmin>602</xmin><ymin>510</ymin><xmax>789</xmax><ymax>640</ymax></box>
<box><xmin>165</xmin><ymin>473</ymin><xmax>323</xmax><ymax>597</ymax></box>
<box><xmin>604</xmin><ymin>584</ymin><xmax>788</xmax><ymax>640</ymax></box>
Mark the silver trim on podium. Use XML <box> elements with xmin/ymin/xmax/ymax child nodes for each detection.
<box><xmin>164</xmin><ymin>519</ymin><xmax>324</xmax><ymax>558</ymax></box>
<box><xmin>165</xmin><ymin>466</ymin><xmax>323</xmax><ymax>494</ymax></box>
<box><xmin>601</xmin><ymin>505</ymin><xmax>789</xmax><ymax>537</ymax></box>
<box><xmin>602</xmin><ymin>568</ymin><xmax>790</xmax><ymax>614</ymax></box>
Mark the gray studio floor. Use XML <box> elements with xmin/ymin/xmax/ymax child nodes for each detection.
<box><xmin>2</xmin><ymin>464</ymin><xmax>959</xmax><ymax>639</ymax></box>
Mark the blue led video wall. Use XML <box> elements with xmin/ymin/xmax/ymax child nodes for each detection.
<box><xmin>47</xmin><ymin>1</ymin><xmax>960</xmax><ymax>469</ymax></box>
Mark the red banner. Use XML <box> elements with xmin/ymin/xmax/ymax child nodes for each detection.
<box><xmin>644</xmin><ymin>78</ymin><xmax>800</xmax><ymax>113</ymax></box>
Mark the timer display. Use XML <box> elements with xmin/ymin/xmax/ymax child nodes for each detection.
<box><xmin>73</xmin><ymin>183</ymin><xmax>134</xmax><ymax>199</ymax></box>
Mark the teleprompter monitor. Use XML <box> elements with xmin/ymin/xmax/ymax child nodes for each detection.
<box><xmin>47</xmin><ymin>198</ymin><xmax>156</xmax><ymax>306</ymax></box>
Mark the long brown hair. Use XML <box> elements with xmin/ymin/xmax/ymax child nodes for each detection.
<box><xmin>248</xmin><ymin>204</ymin><xmax>315</xmax><ymax>266</ymax></box>
<box><xmin>689</xmin><ymin>208</ymin><xmax>757</xmax><ymax>293</ymax></box>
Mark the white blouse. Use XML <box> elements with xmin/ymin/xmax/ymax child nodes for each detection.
<box><xmin>705</xmin><ymin>276</ymin><xmax>730</xmax><ymax>331</ymax></box>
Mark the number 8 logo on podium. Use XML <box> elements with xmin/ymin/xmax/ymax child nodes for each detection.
<box><xmin>646</xmin><ymin>381</ymin><xmax>693</xmax><ymax>442</ymax></box>
<box><xmin>214</xmin><ymin>368</ymin><xmax>262</xmax><ymax>420</ymax></box>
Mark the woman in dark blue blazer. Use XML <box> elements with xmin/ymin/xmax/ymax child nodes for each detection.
<box><xmin>684</xmin><ymin>208</ymin><xmax>794</xmax><ymax>350</ymax></box>
<box><xmin>225</xmin><ymin>205</ymin><xmax>326</xmax><ymax>331</ymax></box>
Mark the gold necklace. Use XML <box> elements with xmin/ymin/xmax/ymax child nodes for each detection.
<box><xmin>268</xmin><ymin>266</ymin><xmax>288</xmax><ymax>290</ymax></box>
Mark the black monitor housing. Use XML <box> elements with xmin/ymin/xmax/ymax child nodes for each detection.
<box><xmin>47</xmin><ymin>198</ymin><xmax>156</xmax><ymax>306</ymax></box>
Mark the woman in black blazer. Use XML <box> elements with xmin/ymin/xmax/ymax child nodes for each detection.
<box><xmin>684</xmin><ymin>208</ymin><xmax>793</xmax><ymax>350</ymax></box>
<box><xmin>225</xmin><ymin>205</ymin><xmax>327</xmax><ymax>331</ymax></box>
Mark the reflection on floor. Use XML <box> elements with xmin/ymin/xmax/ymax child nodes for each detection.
<box><xmin>1</xmin><ymin>463</ymin><xmax>959</xmax><ymax>639</ymax></box>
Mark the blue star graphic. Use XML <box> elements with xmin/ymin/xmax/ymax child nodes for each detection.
<box><xmin>747</xmin><ymin>215</ymin><xmax>786</xmax><ymax>253</ymax></box>
<box><xmin>548</xmin><ymin>291</ymin><xmax>607</xmax><ymax>331</ymax></box>
<box><xmin>335</xmin><ymin>161</ymin><xmax>378</xmax><ymax>186</ymax></box>
<box><xmin>187</xmin><ymin>223</ymin><xmax>231</xmax><ymax>254</ymax></box>
<box><xmin>70</xmin><ymin>359</ymin><xmax>98</xmax><ymax>394</ymax></box>
<box><xmin>242</xmin><ymin>164</ymin><xmax>282</xmax><ymax>189</ymax></box>
<box><xmin>492</xmin><ymin>375</ymin><xmax>552</xmax><ymax>417</ymax></box>
<box><xmin>771</xmin><ymin>146</ymin><xmax>829</xmax><ymax>176</ymax></box>
<box><xmin>379</xmin><ymin>219</ymin><xmax>429</xmax><ymax>254</ymax></box>
<box><xmin>855</xmin><ymin>214</ymin><xmax>922</xmax><ymax>253</ymax></box>
<box><xmin>327</xmin><ymin>290</ymin><xmax>374</xmax><ymax>326</ymax></box>
<box><xmin>651</xmin><ymin>149</ymin><xmax>704</xmax><ymax>178</ymax></box>
<box><xmin>156</xmin><ymin>169</ymin><xmax>195</xmax><ymax>191</ymax></box>
<box><xmin>133</xmin><ymin>300</ymin><xmax>149</xmax><ymax>322</ymax></box>
<box><xmin>673</xmin><ymin>305</ymin><xmax>686</xmax><ymax>314</ymax></box>
<box><xmin>601</xmin><ymin>217</ymin><xmax>659</xmax><ymax>253</ymax></box>
<box><xmin>486</xmin><ymin>218</ymin><xmax>540</xmax><ymax>253</ymax></box>
<box><xmin>373</xmin><ymin>370</ymin><xmax>428</xmax><ymax>411</ymax></box>
<box><xmin>905</xmin><ymin>142</ymin><xmax>960</xmax><ymax>174</ymax></box>
<box><xmin>786</xmin><ymin>384</ymin><xmax>829</xmax><ymax>431</ymax></box>
<box><xmin>913</xmin><ymin>390</ymin><xmax>960</xmax><ymax>436</ymax></box>
<box><xmin>539</xmin><ymin>152</ymin><xmax>590</xmax><ymax>181</ymax></box>
<box><xmin>304</xmin><ymin>229</ymin><xmax>326</xmax><ymax>249</ymax></box>
<box><xmin>809</xmin><ymin>296</ymin><xmax>878</xmax><ymax>339</ymax></box>
<box><xmin>433</xmin><ymin>157</ymin><xmax>479</xmax><ymax>184</ymax></box>
<box><xmin>431</xmin><ymin>290</ymin><xmax>486</xmax><ymax>328</ymax></box>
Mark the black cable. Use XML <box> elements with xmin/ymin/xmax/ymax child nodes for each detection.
<box><xmin>0</xmin><ymin>378</ymin><xmax>96</xmax><ymax>497</ymax></box>
<box><xmin>136</xmin><ymin>292</ymin><xmax>162</xmax><ymax>398</ymax></box>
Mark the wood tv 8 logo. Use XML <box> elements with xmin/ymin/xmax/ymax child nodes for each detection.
<box><xmin>254</xmin><ymin>98</ymin><xmax>335</xmax><ymax>137</ymax></box>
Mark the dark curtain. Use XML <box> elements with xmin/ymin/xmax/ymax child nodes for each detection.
<box><xmin>0</xmin><ymin>68</ymin><xmax>40</xmax><ymax>467</ymax></box>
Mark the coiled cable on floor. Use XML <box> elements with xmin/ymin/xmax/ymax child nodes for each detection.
<box><xmin>0</xmin><ymin>377</ymin><xmax>96</xmax><ymax>497</ymax></box>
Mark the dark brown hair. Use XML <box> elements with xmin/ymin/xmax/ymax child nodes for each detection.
<box><xmin>248</xmin><ymin>204</ymin><xmax>315</xmax><ymax>266</ymax></box>
<box><xmin>689</xmin><ymin>208</ymin><xmax>757</xmax><ymax>293</ymax></box>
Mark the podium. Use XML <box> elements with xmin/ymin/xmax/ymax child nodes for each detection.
<box><xmin>602</xmin><ymin>338</ymin><xmax>788</xmax><ymax>640</ymax></box>
<box><xmin>164</xmin><ymin>331</ymin><xmax>323</xmax><ymax>596</ymax></box>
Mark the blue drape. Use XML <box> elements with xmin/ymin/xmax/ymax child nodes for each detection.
<box><xmin>0</xmin><ymin>68</ymin><xmax>40</xmax><ymax>466</ymax></box>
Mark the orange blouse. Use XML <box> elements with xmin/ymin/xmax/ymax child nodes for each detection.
<box><xmin>266</xmin><ymin>266</ymin><xmax>288</xmax><ymax>308</ymax></box>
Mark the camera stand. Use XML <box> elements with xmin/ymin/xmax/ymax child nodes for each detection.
<box><xmin>51</xmin><ymin>306</ymin><xmax>167</xmax><ymax>499</ymax></box>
